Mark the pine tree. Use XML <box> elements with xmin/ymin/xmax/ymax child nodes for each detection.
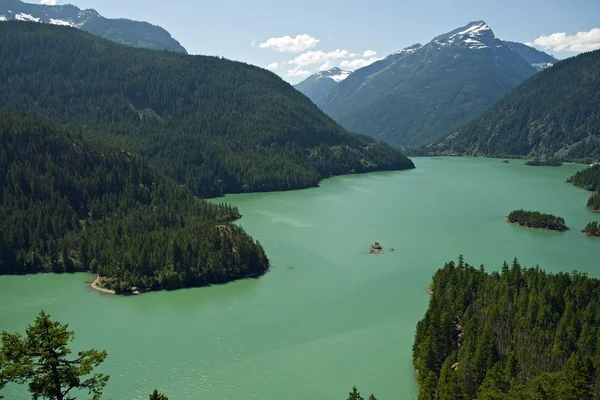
<box><xmin>347</xmin><ymin>385</ymin><xmax>364</xmax><ymax>400</ymax></box>
<box><xmin>149</xmin><ymin>389</ymin><xmax>169</xmax><ymax>400</ymax></box>
<box><xmin>0</xmin><ymin>311</ymin><xmax>109</xmax><ymax>400</ymax></box>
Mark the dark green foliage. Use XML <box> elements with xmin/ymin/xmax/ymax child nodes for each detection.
<box><xmin>432</xmin><ymin>49</ymin><xmax>600</xmax><ymax>161</ymax></box>
<box><xmin>582</xmin><ymin>221</ymin><xmax>600</xmax><ymax>237</ymax></box>
<box><xmin>0</xmin><ymin>110</ymin><xmax>268</xmax><ymax>292</ymax></box>
<box><xmin>0</xmin><ymin>0</ymin><xmax>187</xmax><ymax>53</ymax></box>
<box><xmin>345</xmin><ymin>386</ymin><xmax>377</xmax><ymax>400</ymax></box>
<box><xmin>567</xmin><ymin>166</ymin><xmax>600</xmax><ymax>212</ymax></box>
<box><xmin>0</xmin><ymin>311</ymin><xmax>109</xmax><ymax>400</ymax></box>
<box><xmin>568</xmin><ymin>166</ymin><xmax>600</xmax><ymax>192</ymax></box>
<box><xmin>413</xmin><ymin>258</ymin><xmax>600</xmax><ymax>400</ymax></box>
<box><xmin>588</xmin><ymin>193</ymin><xmax>600</xmax><ymax>212</ymax></box>
<box><xmin>149</xmin><ymin>389</ymin><xmax>168</xmax><ymax>400</ymax></box>
<box><xmin>0</xmin><ymin>22</ymin><xmax>414</xmax><ymax>198</ymax></box>
<box><xmin>524</xmin><ymin>158</ymin><xmax>562</xmax><ymax>166</ymax></box>
<box><xmin>507</xmin><ymin>210</ymin><xmax>568</xmax><ymax>231</ymax></box>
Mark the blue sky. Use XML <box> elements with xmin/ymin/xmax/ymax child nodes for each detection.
<box><xmin>38</xmin><ymin>0</ymin><xmax>600</xmax><ymax>83</ymax></box>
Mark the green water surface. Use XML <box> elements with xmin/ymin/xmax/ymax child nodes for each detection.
<box><xmin>1</xmin><ymin>158</ymin><xmax>598</xmax><ymax>399</ymax></box>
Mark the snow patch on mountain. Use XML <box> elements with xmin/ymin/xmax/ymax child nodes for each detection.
<box><xmin>50</xmin><ymin>18</ymin><xmax>74</xmax><ymax>27</ymax></box>
<box><xmin>0</xmin><ymin>16</ymin><xmax>6</xmax><ymax>21</ymax></box>
<box><xmin>532</xmin><ymin>62</ymin><xmax>553</xmax><ymax>70</ymax></box>
<box><xmin>15</xmin><ymin>13</ymin><xmax>40</xmax><ymax>22</ymax></box>
<box><xmin>330</xmin><ymin>70</ymin><xmax>351</xmax><ymax>82</ymax></box>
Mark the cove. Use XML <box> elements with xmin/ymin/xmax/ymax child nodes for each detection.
<box><xmin>1</xmin><ymin>157</ymin><xmax>598</xmax><ymax>400</ymax></box>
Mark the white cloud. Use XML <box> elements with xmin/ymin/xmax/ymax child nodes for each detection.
<box><xmin>363</xmin><ymin>49</ymin><xmax>377</xmax><ymax>57</ymax></box>
<box><xmin>288</xmin><ymin>49</ymin><xmax>354</xmax><ymax>68</ymax></box>
<box><xmin>40</xmin><ymin>0</ymin><xmax>57</xmax><ymax>5</ymax></box>
<box><xmin>527</xmin><ymin>28</ymin><xmax>600</xmax><ymax>53</ymax></box>
<box><xmin>286</xmin><ymin>66</ymin><xmax>311</xmax><ymax>78</ymax></box>
<box><xmin>267</xmin><ymin>62</ymin><xmax>278</xmax><ymax>70</ymax></box>
<box><xmin>339</xmin><ymin>57</ymin><xmax>382</xmax><ymax>71</ymax></box>
<box><xmin>259</xmin><ymin>34</ymin><xmax>319</xmax><ymax>53</ymax></box>
<box><xmin>251</xmin><ymin>40</ymin><xmax>256</xmax><ymax>47</ymax></box>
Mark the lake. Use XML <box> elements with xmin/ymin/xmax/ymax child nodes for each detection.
<box><xmin>1</xmin><ymin>157</ymin><xmax>598</xmax><ymax>399</ymax></box>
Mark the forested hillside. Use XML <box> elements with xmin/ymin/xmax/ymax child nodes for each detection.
<box><xmin>414</xmin><ymin>257</ymin><xmax>600</xmax><ymax>400</ymax></box>
<box><xmin>568</xmin><ymin>165</ymin><xmax>600</xmax><ymax>212</ymax></box>
<box><xmin>0</xmin><ymin>22</ymin><xmax>414</xmax><ymax>198</ymax></box>
<box><xmin>0</xmin><ymin>110</ymin><xmax>268</xmax><ymax>292</ymax></box>
<box><xmin>432</xmin><ymin>49</ymin><xmax>600</xmax><ymax>161</ymax></box>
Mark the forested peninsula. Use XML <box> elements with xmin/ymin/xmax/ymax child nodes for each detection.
<box><xmin>0</xmin><ymin>110</ymin><xmax>268</xmax><ymax>293</ymax></box>
<box><xmin>414</xmin><ymin>257</ymin><xmax>600</xmax><ymax>400</ymax></box>
<box><xmin>567</xmin><ymin>165</ymin><xmax>600</xmax><ymax>212</ymax></box>
<box><xmin>0</xmin><ymin>22</ymin><xmax>414</xmax><ymax>199</ymax></box>
<box><xmin>507</xmin><ymin>210</ymin><xmax>568</xmax><ymax>231</ymax></box>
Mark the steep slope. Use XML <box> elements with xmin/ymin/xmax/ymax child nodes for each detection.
<box><xmin>294</xmin><ymin>67</ymin><xmax>351</xmax><ymax>104</ymax></box>
<box><xmin>0</xmin><ymin>110</ymin><xmax>268</xmax><ymax>292</ymax></box>
<box><xmin>0</xmin><ymin>22</ymin><xmax>414</xmax><ymax>197</ymax></box>
<box><xmin>502</xmin><ymin>40</ymin><xmax>558</xmax><ymax>70</ymax></box>
<box><xmin>432</xmin><ymin>49</ymin><xmax>600</xmax><ymax>161</ymax></box>
<box><xmin>318</xmin><ymin>21</ymin><xmax>538</xmax><ymax>147</ymax></box>
<box><xmin>0</xmin><ymin>0</ymin><xmax>187</xmax><ymax>53</ymax></box>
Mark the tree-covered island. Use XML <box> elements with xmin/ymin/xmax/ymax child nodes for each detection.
<box><xmin>582</xmin><ymin>221</ymin><xmax>600</xmax><ymax>237</ymax></box>
<box><xmin>507</xmin><ymin>210</ymin><xmax>568</xmax><ymax>231</ymax></box>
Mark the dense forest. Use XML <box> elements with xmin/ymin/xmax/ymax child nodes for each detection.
<box><xmin>429</xmin><ymin>49</ymin><xmax>600</xmax><ymax>161</ymax></box>
<box><xmin>0</xmin><ymin>110</ymin><xmax>268</xmax><ymax>292</ymax></box>
<box><xmin>0</xmin><ymin>22</ymin><xmax>414</xmax><ymax>198</ymax></box>
<box><xmin>413</xmin><ymin>257</ymin><xmax>600</xmax><ymax>400</ymax></box>
<box><xmin>582</xmin><ymin>221</ymin><xmax>600</xmax><ymax>237</ymax></box>
<box><xmin>524</xmin><ymin>158</ymin><xmax>562</xmax><ymax>167</ymax></box>
<box><xmin>507</xmin><ymin>210</ymin><xmax>568</xmax><ymax>231</ymax></box>
<box><xmin>567</xmin><ymin>165</ymin><xmax>600</xmax><ymax>212</ymax></box>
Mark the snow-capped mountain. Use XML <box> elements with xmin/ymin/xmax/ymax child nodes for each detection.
<box><xmin>294</xmin><ymin>67</ymin><xmax>351</xmax><ymax>104</ymax></box>
<box><xmin>0</xmin><ymin>0</ymin><xmax>186</xmax><ymax>53</ymax></box>
<box><xmin>298</xmin><ymin>21</ymin><xmax>556</xmax><ymax>148</ymax></box>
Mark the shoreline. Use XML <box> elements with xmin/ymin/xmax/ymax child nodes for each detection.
<box><xmin>90</xmin><ymin>276</ymin><xmax>116</xmax><ymax>295</ymax></box>
<box><xmin>506</xmin><ymin>219</ymin><xmax>568</xmax><ymax>232</ymax></box>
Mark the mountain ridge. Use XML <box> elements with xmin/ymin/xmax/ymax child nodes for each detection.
<box><xmin>0</xmin><ymin>0</ymin><xmax>187</xmax><ymax>53</ymax></box>
<box><xmin>429</xmin><ymin>48</ymin><xmax>600</xmax><ymax>161</ymax></box>
<box><xmin>0</xmin><ymin>22</ymin><xmax>414</xmax><ymax>198</ymax></box>
<box><xmin>295</xmin><ymin>21</ymin><xmax>557</xmax><ymax>148</ymax></box>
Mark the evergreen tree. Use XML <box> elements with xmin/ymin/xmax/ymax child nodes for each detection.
<box><xmin>149</xmin><ymin>389</ymin><xmax>169</xmax><ymax>400</ymax></box>
<box><xmin>347</xmin><ymin>386</ymin><xmax>364</xmax><ymax>400</ymax></box>
<box><xmin>0</xmin><ymin>311</ymin><xmax>109</xmax><ymax>400</ymax></box>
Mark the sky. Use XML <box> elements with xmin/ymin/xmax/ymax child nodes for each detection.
<box><xmin>30</xmin><ymin>0</ymin><xmax>600</xmax><ymax>84</ymax></box>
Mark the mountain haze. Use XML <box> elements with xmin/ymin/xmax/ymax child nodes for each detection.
<box><xmin>0</xmin><ymin>22</ymin><xmax>414</xmax><ymax>198</ymax></box>
<box><xmin>0</xmin><ymin>0</ymin><xmax>187</xmax><ymax>53</ymax></box>
<box><xmin>431</xmin><ymin>49</ymin><xmax>600</xmax><ymax>161</ymax></box>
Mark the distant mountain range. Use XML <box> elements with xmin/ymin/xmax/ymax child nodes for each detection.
<box><xmin>294</xmin><ymin>67</ymin><xmax>351</xmax><ymax>104</ymax></box>
<box><xmin>295</xmin><ymin>21</ymin><xmax>557</xmax><ymax>148</ymax></box>
<box><xmin>429</xmin><ymin>48</ymin><xmax>600</xmax><ymax>162</ymax></box>
<box><xmin>0</xmin><ymin>0</ymin><xmax>187</xmax><ymax>53</ymax></box>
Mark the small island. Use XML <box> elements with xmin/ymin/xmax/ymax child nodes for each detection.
<box><xmin>502</xmin><ymin>160</ymin><xmax>510</xmax><ymax>164</ymax></box>
<box><xmin>507</xmin><ymin>210</ymin><xmax>568</xmax><ymax>231</ymax></box>
<box><xmin>368</xmin><ymin>242</ymin><xmax>384</xmax><ymax>254</ymax></box>
<box><xmin>524</xmin><ymin>158</ymin><xmax>563</xmax><ymax>167</ymax></box>
<box><xmin>582</xmin><ymin>221</ymin><xmax>600</xmax><ymax>237</ymax></box>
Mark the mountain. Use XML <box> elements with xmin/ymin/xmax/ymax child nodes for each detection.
<box><xmin>0</xmin><ymin>109</ymin><xmax>268</xmax><ymax>292</ymax></box>
<box><xmin>313</xmin><ymin>21</ymin><xmax>550</xmax><ymax>148</ymax></box>
<box><xmin>294</xmin><ymin>67</ymin><xmax>351</xmax><ymax>104</ymax></box>
<box><xmin>431</xmin><ymin>49</ymin><xmax>600</xmax><ymax>162</ymax></box>
<box><xmin>0</xmin><ymin>0</ymin><xmax>187</xmax><ymax>53</ymax></box>
<box><xmin>502</xmin><ymin>40</ymin><xmax>558</xmax><ymax>70</ymax></box>
<box><xmin>0</xmin><ymin>22</ymin><xmax>414</xmax><ymax>198</ymax></box>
